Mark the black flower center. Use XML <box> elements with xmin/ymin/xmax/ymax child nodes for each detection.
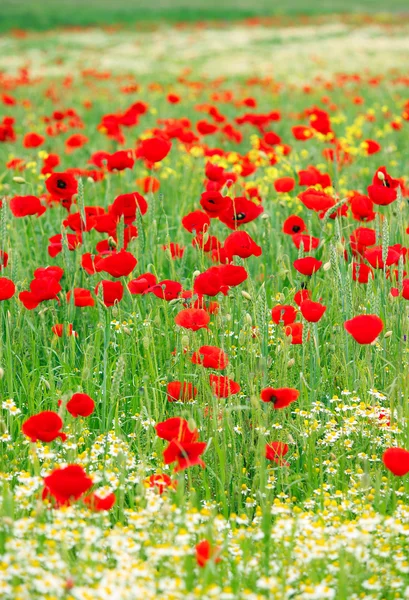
<box><xmin>235</xmin><ymin>212</ymin><xmax>246</xmax><ymax>221</ymax></box>
<box><xmin>57</xmin><ymin>179</ymin><xmax>67</xmax><ymax>189</ymax></box>
<box><xmin>292</xmin><ymin>225</ymin><xmax>301</xmax><ymax>233</ymax></box>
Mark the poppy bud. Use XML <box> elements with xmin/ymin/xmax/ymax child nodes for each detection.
<box><xmin>193</xmin><ymin>270</ymin><xmax>201</xmax><ymax>279</ymax></box>
<box><xmin>287</xmin><ymin>358</ymin><xmax>295</xmax><ymax>367</ymax></box>
<box><xmin>242</xmin><ymin>291</ymin><xmax>252</xmax><ymax>300</ymax></box>
<box><xmin>384</xmin><ymin>331</ymin><xmax>392</xmax><ymax>338</ymax></box>
<box><xmin>0</xmin><ymin>367</ymin><xmax>4</xmax><ymax>379</ymax></box>
<box><xmin>377</xmin><ymin>170</ymin><xmax>385</xmax><ymax>181</ymax></box>
<box><xmin>12</xmin><ymin>176</ymin><xmax>26</xmax><ymax>184</ymax></box>
<box><xmin>245</xmin><ymin>313</ymin><xmax>252</xmax><ymax>324</ymax></box>
<box><xmin>323</xmin><ymin>261</ymin><xmax>331</xmax><ymax>271</ymax></box>
<box><xmin>181</xmin><ymin>335</ymin><xmax>190</xmax><ymax>348</ymax></box>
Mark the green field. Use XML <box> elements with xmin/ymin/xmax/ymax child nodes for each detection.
<box><xmin>1</xmin><ymin>0</ymin><xmax>409</xmax><ymax>31</ymax></box>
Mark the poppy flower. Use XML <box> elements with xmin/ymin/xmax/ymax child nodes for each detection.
<box><xmin>163</xmin><ymin>243</ymin><xmax>185</xmax><ymax>259</ymax></box>
<box><xmin>175</xmin><ymin>308</ymin><xmax>210</xmax><ymax>331</ymax></box>
<box><xmin>194</xmin><ymin>268</ymin><xmax>227</xmax><ymax>297</ymax></box>
<box><xmin>136</xmin><ymin>176</ymin><xmax>160</xmax><ymax>193</ymax></box>
<box><xmin>364</xmin><ymin>246</ymin><xmax>400</xmax><ymax>269</ymax></box>
<box><xmin>300</xmin><ymin>300</ymin><xmax>326</xmax><ymax>322</ymax></box>
<box><xmin>66</xmin><ymin>393</ymin><xmax>95</xmax><ymax>417</ymax></box>
<box><xmin>95</xmin><ymin>280</ymin><xmax>124</xmax><ymax>307</ymax></box>
<box><xmin>182</xmin><ymin>210</ymin><xmax>210</xmax><ymax>233</ymax></box>
<box><xmin>209</xmin><ymin>374</ymin><xmax>240</xmax><ymax>398</ymax></box>
<box><xmin>22</xmin><ymin>411</ymin><xmax>66</xmax><ymax>443</ymax></box>
<box><xmin>163</xmin><ymin>438</ymin><xmax>207</xmax><ymax>472</ymax></box>
<box><xmin>95</xmin><ymin>250</ymin><xmax>137</xmax><ymax>278</ymax></box>
<box><xmin>218</xmin><ymin>264</ymin><xmax>247</xmax><ymax>287</ymax></box>
<box><xmin>43</xmin><ymin>464</ymin><xmax>93</xmax><ymax>506</ymax></box>
<box><xmin>23</xmin><ymin>132</ymin><xmax>45</xmax><ymax>148</ymax></box>
<box><xmin>146</xmin><ymin>473</ymin><xmax>176</xmax><ymax>494</ymax></box>
<box><xmin>34</xmin><ymin>266</ymin><xmax>64</xmax><ymax>281</ymax></box>
<box><xmin>195</xmin><ymin>540</ymin><xmax>221</xmax><ymax>567</ymax></box>
<box><xmin>224</xmin><ymin>231</ymin><xmax>262</xmax><ymax>260</ymax></box>
<box><xmin>51</xmin><ymin>323</ymin><xmax>77</xmax><ymax>337</ymax></box>
<box><xmin>284</xmin><ymin>322</ymin><xmax>304</xmax><ymax>344</ymax></box>
<box><xmin>197</xmin><ymin>120</ymin><xmax>218</xmax><ymax>135</ymax></box>
<box><xmin>382</xmin><ymin>447</ymin><xmax>409</xmax><ymax>477</ymax></box>
<box><xmin>282</xmin><ymin>215</ymin><xmax>307</xmax><ymax>235</ymax></box>
<box><xmin>352</xmin><ymin>262</ymin><xmax>373</xmax><ymax>284</ymax></box>
<box><xmin>292</xmin><ymin>234</ymin><xmax>319</xmax><ymax>252</ymax></box>
<box><xmin>350</xmin><ymin>193</ymin><xmax>375</xmax><ymax>222</ymax></box>
<box><xmin>45</xmin><ymin>172</ymin><xmax>78</xmax><ymax>200</ymax></box>
<box><xmin>344</xmin><ymin>314</ymin><xmax>383</xmax><ymax>344</ymax></box>
<box><xmin>106</xmin><ymin>150</ymin><xmax>134</xmax><ymax>172</ymax></box>
<box><xmin>218</xmin><ymin>197</ymin><xmax>263</xmax><ymax>229</ymax></box>
<box><xmin>0</xmin><ymin>277</ymin><xmax>15</xmax><ymax>301</ymax></box>
<box><xmin>191</xmin><ymin>345</ymin><xmax>228</xmax><ymax>369</ymax></box>
<box><xmin>293</xmin><ymin>257</ymin><xmax>322</xmax><ymax>276</ymax></box>
<box><xmin>274</xmin><ymin>177</ymin><xmax>295</xmax><ymax>193</ymax></box>
<box><xmin>367</xmin><ymin>167</ymin><xmax>400</xmax><ymax>206</ymax></box>
<box><xmin>148</xmin><ymin>280</ymin><xmax>182</xmax><ymax>301</ymax></box>
<box><xmin>294</xmin><ymin>289</ymin><xmax>311</xmax><ymax>305</ymax></box>
<box><xmin>128</xmin><ymin>273</ymin><xmax>157</xmax><ymax>294</ymax></box>
<box><xmin>110</xmin><ymin>192</ymin><xmax>148</xmax><ymax>223</ymax></box>
<box><xmin>10</xmin><ymin>195</ymin><xmax>46</xmax><ymax>217</ymax></box>
<box><xmin>83</xmin><ymin>491</ymin><xmax>116</xmax><ymax>511</ymax></box>
<box><xmin>48</xmin><ymin>233</ymin><xmax>82</xmax><ymax>257</ymax></box>
<box><xmin>265</xmin><ymin>441</ymin><xmax>289</xmax><ymax>465</ymax></box>
<box><xmin>292</xmin><ymin>125</ymin><xmax>313</xmax><ymax>141</ymax></box>
<box><xmin>271</xmin><ymin>305</ymin><xmax>297</xmax><ymax>326</ymax></box>
<box><xmin>167</xmin><ymin>382</ymin><xmax>198</xmax><ymax>402</ymax></box>
<box><xmin>67</xmin><ymin>288</ymin><xmax>95</xmax><ymax>308</ymax></box>
<box><xmin>155</xmin><ymin>417</ymin><xmax>198</xmax><ymax>443</ymax></box>
<box><xmin>200</xmin><ymin>191</ymin><xmax>232</xmax><ymax>217</ymax></box>
<box><xmin>260</xmin><ymin>387</ymin><xmax>299</xmax><ymax>408</ymax></box>
<box><xmin>140</xmin><ymin>136</ymin><xmax>171</xmax><ymax>163</ymax></box>
<box><xmin>298</xmin><ymin>188</ymin><xmax>335</xmax><ymax>213</ymax></box>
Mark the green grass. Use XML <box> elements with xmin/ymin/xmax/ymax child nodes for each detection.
<box><xmin>1</xmin><ymin>0</ymin><xmax>409</xmax><ymax>32</ymax></box>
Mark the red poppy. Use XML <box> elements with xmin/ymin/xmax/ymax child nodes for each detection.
<box><xmin>300</xmin><ymin>300</ymin><xmax>326</xmax><ymax>322</ymax></box>
<box><xmin>10</xmin><ymin>195</ymin><xmax>46</xmax><ymax>218</ymax></box>
<box><xmin>294</xmin><ymin>289</ymin><xmax>311</xmax><ymax>305</ymax></box>
<box><xmin>155</xmin><ymin>417</ymin><xmax>198</xmax><ymax>443</ymax></box>
<box><xmin>128</xmin><ymin>273</ymin><xmax>157</xmax><ymax>294</ymax></box>
<box><xmin>140</xmin><ymin>136</ymin><xmax>171</xmax><ymax>163</ymax></box>
<box><xmin>344</xmin><ymin>314</ymin><xmax>383</xmax><ymax>344</ymax></box>
<box><xmin>148</xmin><ymin>280</ymin><xmax>182</xmax><ymax>301</ymax></box>
<box><xmin>200</xmin><ymin>191</ymin><xmax>232</xmax><ymax>217</ymax></box>
<box><xmin>350</xmin><ymin>193</ymin><xmax>375</xmax><ymax>222</ymax></box>
<box><xmin>282</xmin><ymin>215</ymin><xmax>307</xmax><ymax>235</ymax></box>
<box><xmin>293</xmin><ymin>257</ymin><xmax>322</xmax><ymax>276</ymax></box>
<box><xmin>83</xmin><ymin>491</ymin><xmax>116</xmax><ymax>511</ymax></box>
<box><xmin>174</xmin><ymin>308</ymin><xmax>210</xmax><ymax>331</ymax></box>
<box><xmin>218</xmin><ymin>264</ymin><xmax>247</xmax><ymax>287</ymax></box>
<box><xmin>195</xmin><ymin>540</ymin><xmax>221</xmax><ymax>567</ymax></box>
<box><xmin>163</xmin><ymin>438</ymin><xmax>207</xmax><ymax>472</ymax></box>
<box><xmin>34</xmin><ymin>266</ymin><xmax>64</xmax><ymax>281</ymax></box>
<box><xmin>284</xmin><ymin>322</ymin><xmax>304</xmax><ymax>344</ymax></box>
<box><xmin>23</xmin><ymin>132</ymin><xmax>45</xmax><ymax>148</ymax></box>
<box><xmin>67</xmin><ymin>288</ymin><xmax>95</xmax><ymax>307</ymax></box>
<box><xmin>48</xmin><ymin>233</ymin><xmax>82</xmax><ymax>257</ymax></box>
<box><xmin>298</xmin><ymin>188</ymin><xmax>335</xmax><ymax>214</ymax></box>
<box><xmin>191</xmin><ymin>346</ymin><xmax>229</xmax><ymax>369</ymax></box>
<box><xmin>197</xmin><ymin>120</ymin><xmax>218</xmax><ymax>135</ymax></box>
<box><xmin>163</xmin><ymin>243</ymin><xmax>185</xmax><ymax>259</ymax></box>
<box><xmin>382</xmin><ymin>447</ymin><xmax>409</xmax><ymax>477</ymax></box>
<box><xmin>136</xmin><ymin>176</ymin><xmax>160</xmax><ymax>193</ymax></box>
<box><xmin>146</xmin><ymin>473</ymin><xmax>176</xmax><ymax>494</ymax></box>
<box><xmin>224</xmin><ymin>231</ymin><xmax>262</xmax><ymax>260</ymax></box>
<box><xmin>95</xmin><ymin>280</ymin><xmax>124</xmax><ymax>307</ymax></box>
<box><xmin>194</xmin><ymin>268</ymin><xmax>227</xmax><ymax>297</ymax></box>
<box><xmin>167</xmin><ymin>382</ymin><xmax>198</xmax><ymax>402</ymax></box>
<box><xmin>218</xmin><ymin>197</ymin><xmax>263</xmax><ymax>229</ymax></box>
<box><xmin>182</xmin><ymin>210</ymin><xmax>210</xmax><ymax>233</ymax></box>
<box><xmin>95</xmin><ymin>250</ymin><xmax>137</xmax><ymax>278</ymax></box>
<box><xmin>352</xmin><ymin>262</ymin><xmax>373</xmax><ymax>284</ymax></box>
<box><xmin>51</xmin><ymin>323</ymin><xmax>77</xmax><ymax>337</ymax></box>
<box><xmin>209</xmin><ymin>374</ymin><xmax>240</xmax><ymax>398</ymax></box>
<box><xmin>109</xmin><ymin>192</ymin><xmax>148</xmax><ymax>223</ymax></box>
<box><xmin>66</xmin><ymin>393</ymin><xmax>95</xmax><ymax>417</ymax></box>
<box><xmin>22</xmin><ymin>411</ymin><xmax>66</xmax><ymax>443</ymax></box>
<box><xmin>292</xmin><ymin>234</ymin><xmax>319</xmax><ymax>252</ymax></box>
<box><xmin>260</xmin><ymin>387</ymin><xmax>299</xmax><ymax>408</ymax></box>
<box><xmin>364</xmin><ymin>246</ymin><xmax>400</xmax><ymax>269</ymax></box>
<box><xmin>367</xmin><ymin>167</ymin><xmax>400</xmax><ymax>206</ymax></box>
<box><xmin>45</xmin><ymin>172</ymin><xmax>78</xmax><ymax>200</ymax></box>
<box><xmin>265</xmin><ymin>441</ymin><xmax>289</xmax><ymax>465</ymax></box>
<box><xmin>292</xmin><ymin>125</ymin><xmax>313</xmax><ymax>141</ymax></box>
<box><xmin>43</xmin><ymin>464</ymin><xmax>93</xmax><ymax>506</ymax></box>
<box><xmin>0</xmin><ymin>277</ymin><xmax>15</xmax><ymax>301</ymax></box>
<box><xmin>106</xmin><ymin>150</ymin><xmax>134</xmax><ymax>172</ymax></box>
<box><xmin>271</xmin><ymin>305</ymin><xmax>297</xmax><ymax>326</ymax></box>
<box><xmin>274</xmin><ymin>177</ymin><xmax>295</xmax><ymax>193</ymax></box>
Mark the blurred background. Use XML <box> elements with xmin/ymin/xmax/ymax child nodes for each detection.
<box><xmin>1</xmin><ymin>0</ymin><xmax>408</xmax><ymax>31</ymax></box>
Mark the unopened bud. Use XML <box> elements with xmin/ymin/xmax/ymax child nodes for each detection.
<box><xmin>187</xmin><ymin>417</ymin><xmax>197</xmax><ymax>432</ymax></box>
<box><xmin>384</xmin><ymin>331</ymin><xmax>392</xmax><ymax>338</ymax></box>
<box><xmin>123</xmin><ymin>327</ymin><xmax>131</xmax><ymax>336</ymax></box>
<box><xmin>181</xmin><ymin>335</ymin><xmax>190</xmax><ymax>348</ymax></box>
<box><xmin>323</xmin><ymin>261</ymin><xmax>331</xmax><ymax>271</ymax></box>
<box><xmin>242</xmin><ymin>291</ymin><xmax>252</xmax><ymax>300</ymax></box>
<box><xmin>0</xmin><ymin>367</ymin><xmax>4</xmax><ymax>379</ymax></box>
<box><xmin>377</xmin><ymin>170</ymin><xmax>385</xmax><ymax>181</ymax></box>
<box><xmin>245</xmin><ymin>313</ymin><xmax>252</xmax><ymax>325</ymax></box>
<box><xmin>192</xmin><ymin>270</ymin><xmax>201</xmax><ymax>280</ymax></box>
<box><xmin>261</xmin><ymin>213</ymin><xmax>269</xmax><ymax>219</ymax></box>
<box><xmin>287</xmin><ymin>358</ymin><xmax>295</xmax><ymax>368</ymax></box>
<box><xmin>13</xmin><ymin>176</ymin><xmax>26</xmax><ymax>184</ymax></box>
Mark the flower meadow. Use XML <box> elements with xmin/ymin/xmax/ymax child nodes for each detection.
<box><xmin>2</xmin><ymin>14</ymin><xmax>409</xmax><ymax>600</ymax></box>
